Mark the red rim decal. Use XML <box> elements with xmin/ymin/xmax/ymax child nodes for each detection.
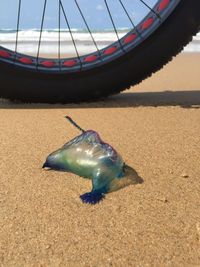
<box><xmin>141</xmin><ymin>17</ymin><xmax>154</xmax><ymax>30</ymax></box>
<box><xmin>0</xmin><ymin>50</ymin><xmax>11</xmax><ymax>58</ymax></box>
<box><xmin>0</xmin><ymin>0</ymin><xmax>178</xmax><ymax>72</ymax></box>
<box><xmin>158</xmin><ymin>0</ymin><xmax>170</xmax><ymax>11</ymax></box>
<box><xmin>63</xmin><ymin>60</ymin><xmax>77</xmax><ymax>67</ymax></box>
<box><xmin>124</xmin><ymin>34</ymin><xmax>137</xmax><ymax>44</ymax></box>
<box><xmin>84</xmin><ymin>55</ymin><xmax>98</xmax><ymax>63</ymax></box>
<box><xmin>104</xmin><ymin>46</ymin><xmax>117</xmax><ymax>55</ymax></box>
<box><xmin>41</xmin><ymin>61</ymin><xmax>55</xmax><ymax>67</ymax></box>
<box><xmin>19</xmin><ymin>57</ymin><xmax>33</xmax><ymax>64</ymax></box>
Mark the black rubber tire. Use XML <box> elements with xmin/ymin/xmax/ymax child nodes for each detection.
<box><xmin>0</xmin><ymin>0</ymin><xmax>200</xmax><ymax>103</ymax></box>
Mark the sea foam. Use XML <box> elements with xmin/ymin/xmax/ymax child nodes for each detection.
<box><xmin>0</xmin><ymin>29</ymin><xmax>199</xmax><ymax>57</ymax></box>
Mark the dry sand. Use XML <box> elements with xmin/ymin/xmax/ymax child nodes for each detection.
<box><xmin>0</xmin><ymin>53</ymin><xmax>200</xmax><ymax>267</ymax></box>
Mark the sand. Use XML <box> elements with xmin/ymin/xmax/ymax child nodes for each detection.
<box><xmin>0</xmin><ymin>53</ymin><xmax>200</xmax><ymax>267</ymax></box>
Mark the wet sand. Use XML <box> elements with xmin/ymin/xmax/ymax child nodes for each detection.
<box><xmin>0</xmin><ymin>53</ymin><xmax>200</xmax><ymax>266</ymax></box>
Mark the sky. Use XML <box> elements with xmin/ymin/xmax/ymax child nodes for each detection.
<box><xmin>0</xmin><ymin>0</ymin><xmax>157</xmax><ymax>30</ymax></box>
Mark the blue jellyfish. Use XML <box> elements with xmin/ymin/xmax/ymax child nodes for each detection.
<box><xmin>43</xmin><ymin>116</ymin><xmax>143</xmax><ymax>204</ymax></box>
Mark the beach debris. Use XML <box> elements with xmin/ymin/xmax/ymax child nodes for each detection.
<box><xmin>181</xmin><ymin>172</ymin><xmax>189</xmax><ymax>178</ymax></box>
<box><xmin>196</xmin><ymin>223</ymin><xmax>200</xmax><ymax>242</ymax></box>
<box><xmin>43</xmin><ymin>116</ymin><xmax>143</xmax><ymax>204</ymax></box>
<box><xmin>45</xmin><ymin>244</ymin><xmax>51</xmax><ymax>250</ymax></box>
<box><xmin>156</xmin><ymin>196</ymin><xmax>168</xmax><ymax>203</ymax></box>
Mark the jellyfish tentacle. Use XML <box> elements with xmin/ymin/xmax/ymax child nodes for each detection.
<box><xmin>80</xmin><ymin>190</ymin><xmax>105</xmax><ymax>204</ymax></box>
<box><xmin>65</xmin><ymin>116</ymin><xmax>85</xmax><ymax>133</ymax></box>
<box><xmin>80</xmin><ymin>171</ymin><xmax>111</xmax><ymax>204</ymax></box>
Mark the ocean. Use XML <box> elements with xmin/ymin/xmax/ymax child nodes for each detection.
<box><xmin>0</xmin><ymin>29</ymin><xmax>199</xmax><ymax>57</ymax></box>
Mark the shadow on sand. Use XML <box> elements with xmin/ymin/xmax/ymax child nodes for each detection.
<box><xmin>0</xmin><ymin>90</ymin><xmax>200</xmax><ymax>109</ymax></box>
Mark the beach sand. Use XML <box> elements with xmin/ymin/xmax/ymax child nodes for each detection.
<box><xmin>0</xmin><ymin>53</ymin><xmax>200</xmax><ymax>266</ymax></box>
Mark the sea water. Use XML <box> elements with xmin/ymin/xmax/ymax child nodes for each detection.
<box><xmin>183</xmin><ymin>32</ymin><xmax>200</xmax><ymax>53</ymax></box>
<box><xmin>0</xmin><ymin>29</ymin><xmax>199</xmax><ymax>58</ymax></box>
<box><xmin>0</xmin><ymin>29</ymin><xmax>126</xmax><ymax>57</ymax></box>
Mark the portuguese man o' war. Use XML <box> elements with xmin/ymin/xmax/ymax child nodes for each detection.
<box><xmin>43</xmin><ymin>116</ymin><xmax>143</xmax><ymax>204</ymax></box>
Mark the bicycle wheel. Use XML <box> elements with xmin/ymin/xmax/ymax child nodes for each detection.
<box><xmin>0</xmin><ymin>0</ymin><xmax>199</xmax><ymax>103</ymax></box>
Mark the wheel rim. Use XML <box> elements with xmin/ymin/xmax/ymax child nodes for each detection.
<box><xmin>0</xmin><ymin>0</ymin><xmax>181</xmax><ymax>73</ymax></box>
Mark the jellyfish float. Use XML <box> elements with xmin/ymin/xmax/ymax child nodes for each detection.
<box><xmin>43</xmin><ymin>116</ymin><xmax>143</xmax><ymax>204</ymax></box>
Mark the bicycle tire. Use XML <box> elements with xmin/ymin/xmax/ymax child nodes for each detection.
<box><xmin>0</xmin><ymin>0</ymin><xmax>199</xmax><ymax>103</ymax></box>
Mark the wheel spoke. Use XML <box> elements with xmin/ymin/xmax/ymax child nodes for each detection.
<box><xmin>37</xmin><ymin>0</ymin><xmax>48</xmax><ymax>68</ymax></box>
<box><xmin>12</xmin><ymin>0</ymin><xmax>160</xmax><ymax>62</ymax></box>
<box><xmin>0</xmin><ymin>0</ymin><xmax>174</xmax><ymax>74</ymax></box>
<box><xmin>139</xmin><ymin>0</ymin><xmax>161</xmax><ymax>19</ymax></box>
<box><xmin>104</xmin><ymin>0</ymin><xmax>124</xmax><ymax>51</ymax></box>
<box><xmin>15</xmin><ymin>0</ymin><xmax>22</xmax><ymax>62</ymax></box>
<box><xmin>58</xmin><ymin>0</ymin><xmax>61</xmax><ymax>69</ymax></box>
<box><xmin>118</xmin><ymin>0</ymin><xmax>142</xmax><ymax>38</ymax></box>
<box><xmin>59</xmin><ymin>0</ymin><xmax>82</xmax><ymax>67</ymax></box>
<box><xmin>74</xmin><ymin>0</ymin><xmax>102</xmax><ymax>59</ymax></box>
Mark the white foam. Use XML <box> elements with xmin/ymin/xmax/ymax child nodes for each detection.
<box><xmin>0</xmin><ymin>30</ymin><xmax>199</xmax><ymax>56</ymax></box>
<box><xmin>184</xmin><ymin>33</ymin><xmax>200</xmax><ymax>53</ymax></box>
<box><xmin>0</xmin><ymin>30</ymin><xmax>126</xmax><ymax>56</ymax></box>
<box><xmin>0</xmin><ymin>30</ymin><xmax>125</xmax><ymax>42</ymax></box>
